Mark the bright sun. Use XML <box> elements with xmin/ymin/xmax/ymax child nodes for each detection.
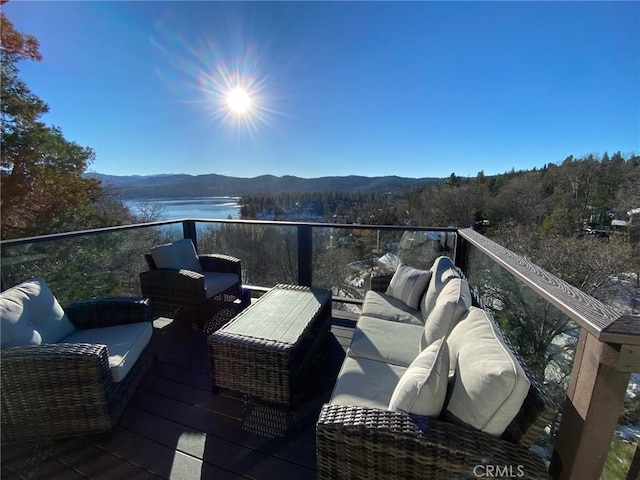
<box><xmin>226</xmin><ymin>87</ymin><xmax>251</xmax><ymax>114</ymax></box>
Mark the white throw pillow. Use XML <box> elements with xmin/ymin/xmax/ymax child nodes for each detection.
<box><xmin>150</xmin><ymin>238</ymin><xmax>202</xmax><ymax>273</ymax></box>
<box><xmin>420</xmin><ymin>277</ymin><xmax>472</xmax><ymax>349</ymax></box>
<box><xmin>388</xmin><ymin>338</ymin><xmax>449</xmax><ymax>417</ymax></box>
<box><xmin>386</xmin><ymin>264</ymin><xmax>432</xmax><ymax>310</ymax></box>
<box><xmin>0</xmin><ymin>278</ymin><xmax>76</xmax><ymax>347</ymax></box>
<box><xmin>443</xmin><ymin>307</ymin><xmax>530</xmax><ymax>436</ymax></box>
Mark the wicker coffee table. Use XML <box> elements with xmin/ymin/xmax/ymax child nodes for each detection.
<box><xmin>207</xmin><ymin>284</ymin><xmax>332</xmax><ymax>405</ymax></box>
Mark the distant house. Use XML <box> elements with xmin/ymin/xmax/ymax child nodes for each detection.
<box><xmin>611</xmin><ymin>220</ymin><xmax>627</xmax><ymax>227</ymax></box>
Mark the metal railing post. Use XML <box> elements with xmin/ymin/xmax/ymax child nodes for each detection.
<box><xmin>183</xmin><ymin>220</ymin><xmax>198</xmax><ymax>252</ymax></box>
<box><xmin>453</xmin><ymin>230</ymin><xmax>469</xmax><ymax>274</ymax></box>
<box><xmin>297</xmin><ymin>224</ymin><xmax>312</xmax><ymax>287</ymax></box>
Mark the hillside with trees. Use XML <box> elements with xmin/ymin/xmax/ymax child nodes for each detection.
<box><xmin>240</xmin><ymin>154</ymin><xmax>640</xmax><ymax>239</ymax></box>
<box><xmin>242</xmin><ymin>159</ymin><xmax>640</xmax><ymax>348</ymax></box>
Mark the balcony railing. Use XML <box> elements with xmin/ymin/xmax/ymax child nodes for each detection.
<box><xmin>1</xmin><ymin>218</ymin><xmax>639</xmax><ymax>480</ymax></box>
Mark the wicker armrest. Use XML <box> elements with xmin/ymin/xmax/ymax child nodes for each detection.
<box><xmin>64</xmin><ymin>297</ymin><xmax>152</xmax><ymax>330</ymax></box>
<box><xmin>317</xmin><ymin>404</ymin><xmax>550</xmax><ymax>480</ymax></box>
<box><xmin>199</xmin><ymin>254</ymin><xmax>242</xmax><ymax>276</ymax></box>
<box><xmin>1</xmin><ymin>343</ymin><xmax>116</xmax><ymax>444</ymax></box>
<box><xmin>140</xmin><ymin>269</ymin><xmax>205</xmax><ymax>295</ymax></box>
<box><xmin>1</xmin><ymin>343</ymin><xmax>112</xmax><ymax>392</ymax></box>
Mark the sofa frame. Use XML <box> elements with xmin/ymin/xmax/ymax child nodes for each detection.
<box><xmin>316</xmin><ymin>271</ymin><xmax>556</xmax><ymax>479</ymax></box>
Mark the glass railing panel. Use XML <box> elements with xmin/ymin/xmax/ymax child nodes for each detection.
<box><xmin>310</xmin><ymin>226</ymin><xmax>379</xmax><ymax>299</ymax></box>
<box><xmin>1</xmin><ymin>222</ymin><xmax>454</xmax><ymax>305</ymax></box>
<box><xmin>0</xmin><ymin>224</ymin><xmax>181</xmax><ymax>304</ymax></box>
<box><xmin>396</xmin><ymin>229</ymin><xmax>456</xmax><ymax>271</ymax></box>
<box><xmin>465</xmin><ymin>244</ymin><xmax>573</xmax><ymax>460</ymax></box>
<box><xmin>310</xmin><ymin>226</ymin><xmax>457</xmax><ymax>300</ymax></box>
<box><xmin>196</xmin><ymin>221</ymin><xmax>298</xmax><ymax>288</ymax></box>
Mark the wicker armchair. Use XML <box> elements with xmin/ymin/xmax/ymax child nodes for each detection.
<box><xmin>139</xmin><ymin>240</ymin><xmax>246</xmax><ymax>331</ymax></box>
<box><xmin>1</xmin><ymin>286</ymin><xmax>156</xmax><ymax>445</ymax></box>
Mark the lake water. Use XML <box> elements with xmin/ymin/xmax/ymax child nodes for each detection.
<box><xmin>125</xmin><ymin>197</ymin><xmax>241</xmax><ymax>221</ymax></box>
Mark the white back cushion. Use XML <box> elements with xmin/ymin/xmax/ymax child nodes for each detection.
<box><xmin>420</xmin><ymin>277</ymin><xmax>472</xmax><ymax>349</ymax></box>
<box><xmin>421</xmin><ymin>256</ymin><xmax>461</xmax><ymax>318</ymax></box>
<box><xmin>443</xmin><ymin>307</ymin><xmax>530</xmax><ymax>436</ymax></box>
<box><xmin>0</xmin><ymin>278</ymin><xmax>76</xmax><ymax>347</ymax></box>
<box><xmin>389</xmin><ymin>338</ymin><xmax>449</xmax><ymax>417</ymax></box>
<box><xmin>386</xmin><ymin>264</ymin><xmax>431</xmax><ymax>310</ymax></box>
<box><xmin>150</xmin><ymin>238</ymin><xmax>202</xmax><ymax>273</ymax></box>
<box><xmin>361</xmin><ymin>291</ymin><xmax>424</xmax><ymax>326</ymax></box>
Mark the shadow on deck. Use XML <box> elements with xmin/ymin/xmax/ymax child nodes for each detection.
<box><xmin>1</xmin><ymin>309</ymin><xmax>357</xmax><ymax>480</ymax></box>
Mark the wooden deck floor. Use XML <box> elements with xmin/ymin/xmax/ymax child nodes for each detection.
<box><xmin>1</xmin><ymin>310</ymin><xmax>357</xmax><ymax>480</ymax></box>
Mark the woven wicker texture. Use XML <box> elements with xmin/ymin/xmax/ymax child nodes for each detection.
<box><xmin>140</xmin><ymin>252</ymin><xmax>244</xmax><ymax>331</ymax></box>
<box><xmin>208</xmin><ymin>284</ymin><xmax>332</xmax><ymax>405</ymax></box>
<box><xmin>317</xmin><ymin>404</ymin><xmax>551</xmax><ymax>480</ymax></box>
<box><xmin>1</xmin><ymin>298</ymin><xmax>157</xmax><ymax>444</ymax></box>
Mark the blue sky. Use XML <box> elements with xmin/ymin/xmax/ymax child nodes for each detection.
<box><xmin>4</xmin><ymin>1</ymin><xmax>639</xmax><ymax>179</ymax></box>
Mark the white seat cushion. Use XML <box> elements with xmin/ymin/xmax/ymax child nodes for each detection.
<box><xmin>203</xmin><ymin>272</ymin><xmax>239</xmax><ymax>299</ymax></box>
<box><xmin>389</xmin><ymin>338</ymin><xmax>449</xmax><ymax>417</ymax></box>
<box><xmin>348</xmin><ymin>315</ymin><xmax>424</xmax><ymax>367</ymax></box>
<box><xmin>420</xmin><ymin>277</ymin><xmax>472</xmax><ymax>349</ymax></box>
<box><xmin>361</xmin><ymin>291</ymin><xmax>424</xmax><ymax>325</ymax></box>
<box><xmin>386</xmin><ymin>264</ymin><xmax>431</xmax><ymax>309</ymax></box>
<box><xmin>61</xmin><ymin>322</ymin><xmax>152</xmax><ymax>383</ymax></box>
<box><xmin>0</xmin><ymin>278</ymin><xmax>76</xmax><ymax>347</ymax></box>
<box><xmin>330</xmin><ymin>356</ymin><xmax>407</xmax><ymax>409</ymax></box>
<box><xmin>443</xmin><ymin>307</ymin><xmax>530</xmax><ymax>436</ymax></box>
<box><xmin>150</xmin><ymin>238</ymin><xmax>202</xmax><ymax>273</ymax></box>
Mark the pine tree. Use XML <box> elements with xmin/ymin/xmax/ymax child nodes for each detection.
<box><xmin>1</xmin><ymin>13</ymin><xmax>114</xmax><ymax>239</ymax></box>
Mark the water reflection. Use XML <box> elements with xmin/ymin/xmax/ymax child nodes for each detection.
<box><xmin>125</xmin><ymin>197</ymin><xmax>241</xmax><ymax>221</ymax></box>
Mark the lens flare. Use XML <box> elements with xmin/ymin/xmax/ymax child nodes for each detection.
<box><xmin>226</xmin><ymin>87</ymin><xmax>251</xmax><ymax>114</ymax></box>
<box><xmin>150</xmin><ymin>12</ymin><xmax>280</xmax><ymax>139</ymax></box>
<box><xmin>200</xmin><ymin>60</ymin><xmax>274</xmax><ymax>138</ymax></box>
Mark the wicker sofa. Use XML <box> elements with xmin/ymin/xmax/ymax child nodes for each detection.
<box><xmin>1</xmin><ymin>278</ymin><xmax>156</xmax><ymax>444</ymax></box>
<box><xmin>317</xmin><ymin>256</ymin><xmax>555</xmax><ymax>479</ymax></box>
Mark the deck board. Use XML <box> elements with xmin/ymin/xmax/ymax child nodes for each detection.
<box><xmin>1</xmin><ymin>310</ymin><xmax>355</xmax><ymax>480</ymax></box>
<box><xmin>40</xmin><ymin>437</ymin><xmax>162</xmax><ymax>480</ymax></box>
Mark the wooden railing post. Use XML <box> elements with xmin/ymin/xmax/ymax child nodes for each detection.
<box><xmin>297</xmin><ymin>224</ymin><xmax>312</xmax><ymax>287</ymax></box>
<box><xmin>550</xmin><ymin>329</ymin><xmax>632</xmax><ymax>480</ymax></box>
<box><xmin>183</xmin><ymin>220</ymin><xmax>198</xmax><ymax>252</ymax></box>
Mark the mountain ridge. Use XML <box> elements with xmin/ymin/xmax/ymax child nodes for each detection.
<box><xmin>88</xmin><ymin>172</ymin><xmax>444</xmax><ymax>198</ymax></box>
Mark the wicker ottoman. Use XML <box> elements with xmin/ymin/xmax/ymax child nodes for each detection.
<box><xmin>207</xmin><ymin>284</ymin><xmax>332</xmax><ymax>405</ymax></box>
